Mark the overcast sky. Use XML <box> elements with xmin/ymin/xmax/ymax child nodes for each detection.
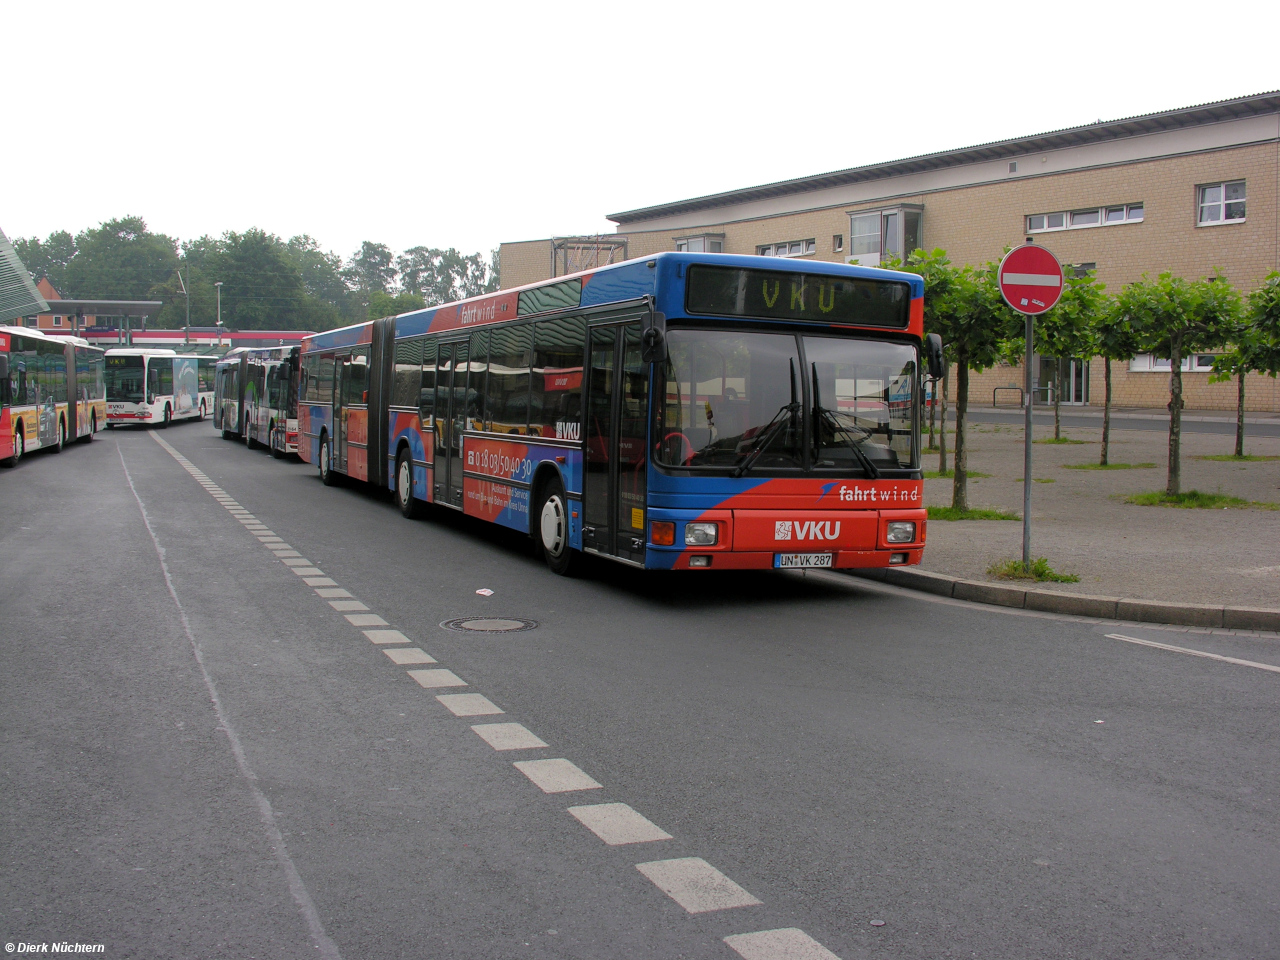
<box><xmin>6</xmin><ymin>0</ymin><xmax>1278</xmax><ymax>261</ymax></box>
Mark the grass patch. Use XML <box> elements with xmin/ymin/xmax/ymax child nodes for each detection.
<box><xmin>988</xmin><ymin>557</ymin><xmax>1081</xmax><ymax>583</ymax></box>
<box><xmin>1194</xmin><ymin>454</ymin><xmax>1280</xmax><ymax>462</ymax></box>
<box><xmin>924</xmin><ymin>469</ymin><xmax>991</xmax><ymax>479</ymax></box>
<box><xmin>1063</xmin><ymin>462</ymin><xmax>1156</xmax><ymax>470</ymax></box>
<box><xmin>1015</xmin><ymin>478</ymin><xmax>1056</xmax><ymax>483</ymax></box>
<box><xmin>1124</xmin><ymin>489</ymin><xmax>1280</xmax><ymax>510</ymax></box>
<box><xmin>1033</xmin><ymin>437</ymin><xmax>1090</xmax><ymax>445</ymax></box>
<box><xmin>927</xmin><ymin>506</ymin><xmax>1020</xmax><ymax>521</ymax></box>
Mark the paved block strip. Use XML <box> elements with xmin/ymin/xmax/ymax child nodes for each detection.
<box><xmin>471</xmin><ymin>722</ymin><xmax>548</xmax><ymax>751</ymax></box>
<box><xmin>513</xmin><ymin>758</ymin><xmax>602</xmax><ymax>793</ymax></box>
<box><xmin>363</xmin><ymin>629</ymin><xmax>411</xmax><ymax>645</ymax></box>
<box><xmin>568</xmin><ymin>803</ymin><xmax>672</xmax><ymax>845</ymax></box>
<box><xmin>407</xmin><ymin>669</ymin><xmax>467</xmax><ymax>689</ymax></box>
<box><xmin>383</xmin><ymin>648</ymin><xmax>438</xmax><ymax>665</ymax></box>
<box><xmin>329</xmin><ymin>600</ymin><xmax>370</xmax><ymax>612</ymax></box>
<box><xmin>345</xmin><ymin>613</ymin><xmax>387</xmax><ymax>626</ymax></box>
<box><xmin>436</xmin><ymin>694</ymin><xmax>504</xmax><ymax>716</ymax></box>
<box><xmin>635</xmin><ymin>857</ymin><xmax>762</xmax><ymax>913</ymax></box>
<box><xmin>724</xmin><ymin>928</ymin><xmax>842</xmax><ymax>960</ymax></box>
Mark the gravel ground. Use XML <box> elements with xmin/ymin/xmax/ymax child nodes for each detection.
<box><xmin>920</xmin><ymin>414</ymin><xmax>1280</xmax><ymax>607</ymax></box>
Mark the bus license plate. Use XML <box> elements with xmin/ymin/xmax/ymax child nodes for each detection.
<box><xmin>774</xmin><ymin>553</ymin><xmax>833</xmax><ymax>569</ymax></box>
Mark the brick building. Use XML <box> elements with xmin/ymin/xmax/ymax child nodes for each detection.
<box><xmin>500</xmin><ymin>91</ymin><xmax>1280</xmax><ymax>412</ymax></box>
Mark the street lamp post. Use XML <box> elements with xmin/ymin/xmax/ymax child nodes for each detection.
<box><xmin>215</xmin><ymin>281</ymin><xmax>223</xmax><ymax>334</ymax></box>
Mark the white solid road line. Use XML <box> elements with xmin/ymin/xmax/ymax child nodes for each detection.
<box><xmin>567</xmin><ymin>803</ymin><xmax>672</xmax><ymax>846</ymax></box>
<box><xmin>635</xmin><ymin>858</ymin><xmax>763</xmax><ymax>914</ymax></box>
<box><xmin>724</xmin><ymin>928</ymin><xmax>842</xmax><ymax>960</ymax></box>
<box><xmin>407</xmin><ymin>668</ymin><xmax>467</xmax><ymax>688</ymax></box>
<box><xmin>436</xmin><ymin>693</ymin><xmax>504</xmax><ymax>716</ymax></box>
<box><xmin>383</xmin><ymin>648</ymin><xmax>438</xmax><ymax>665</ymax></box>
<box><xmin>513</xmin><ymin>758</ymin><xmax>602</xmax><ymax>793</ymax></box>
<box><xmin>1106</xmin><ymin>633</ymin><xmax>1280</xmax><ymax>673</ymax></box>
<box><xmin>470</xmin><ymin>722</ymin><xmax>548</xmax><ymax>751</ymax></box>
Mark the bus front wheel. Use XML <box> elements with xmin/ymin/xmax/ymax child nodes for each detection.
<box><xmin>537</xmin><ymin>478</ymin><xmax>579</xmax><ymax>576</ymax></box>
<box><xmin>1</xmin><ymin>428</ymin><xmax>21</xmax><ymax>467</ymax></box>
<box><xmin>319</xmin><ymin>435</ymin><xmax>339</xmax><ymax>487</ymax></box>
<box><xmin>50</xmin><ymin>419</ymin><xmax>65</xmax><ymax>454</ymax></box>
<box><xmin>160</xmin><ymin>405</ymin><xmax>171</xmax><ymax>429</ymax></box>
<box><xmin>396</xmin><ymin>448</ymin><xmax>424</xmax><ymax>519</ymax></box>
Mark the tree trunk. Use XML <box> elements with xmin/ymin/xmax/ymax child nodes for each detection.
<box><xmin>1053</xmin><ymin>357</ymin><xmax>1062</xmax><ymax>440</ymax></box>
<box><xmin>1101</xmin><ymin>359</ymin><xmax>1112</xmax><ymax>466</ymax></box>
<box><xmin>928</xmin><ymin>378</ymin><xmax>937</xmax><ymax>450</ymax></box>
<box><xmin>1167</xmin><ymin>339</ymin><xmax>1183</xmax><ymax>496</ymax></box>
<box><xmin>953</xmin><ymin>355</ymin><xmax>969</xmax><ymax>511</ymax></box>
<box><xmin>939</xmin><ymin>368</ymin><xmax>948</xmax><ymax>475</ymax></box>
<box><xmin>1235</xmin><ymin>371</ymin><xmax>1246</xmax><ymax>457</ymax></box>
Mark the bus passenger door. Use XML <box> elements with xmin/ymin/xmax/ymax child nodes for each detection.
<box><xmin>582</xmin><ymin>322</ymin><xmax>648</xmax><ymax>563</ymax></box>
<box><xmin>434</xmin><ymin>341</ymin><xmax>468</xmax><ymax>509</ymax></box>
<box><xmin>334</xmin><ymin>355</ymin><xmax>349</xmax><ymax>473</ymax></box>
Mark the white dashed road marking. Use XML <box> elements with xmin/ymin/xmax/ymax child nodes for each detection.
<box><xmin>568</xmin><ymin>803</ymin><xmax>672</xmax><ymax>846</ymax></box>
<box><xmin>293</xmin><ymin>567</ymin><xmax>325</xmax><ymax>577</ymax></box>
<box><xmin>345</xmin><ymin>613</ymin><xmax>388</xmax><ymax>627</ymax></box>
<box><xmin>363</xmin><ymin>629</ymin><xmax>410</xmax><ymax>644</ymax></box>
<box><xmin>470</xmin><ymin>722</ymin><xmax>548</xmax><ymax>751</ymax></box>
<box><xmin>328</xmin><ymin>600</ymin><xmax>370</xmax><ymax>612</ymax></box>
<box><xmin>513</xmin><ymin>758</ymin><xmax>602</xmax><ymax>793</ymax></box>
<box><xmin>282</xmin><ymin>558</ymin><xmax>313</xmax><ymax>566</ymax></box>
<box><xmin>635</xmin><ymin>858</ymin><xmax>763</xmax><ymax>914</ymax></box>
<box><xmin>436</xmin><ymin>694</ymin><xmax>504</xmax><ymax>716</ymax></box>
<box><xmin>407</xmin><ymin>668</ymin><xmax>467</xmax><ymax>688</ymax></box>
<box><xmin>724</xmin><ymin>928</ymin><xmax>842</xmax><ymax>960</ymax></box>
<box><xmin>1106</xmin><ymin>633</ymin><xmax>1280</xmax><ymax>673</ymax></box>
<box><xmin>383</xmin><ymin>648</ymin><xmax>438</xmax><ymax>665</ymax></box>
<box><xmin>304</xmin><ymin>577</ymin><xmax>336</xmax><ymax>587</ymax></box>
<box><xmin>316</xmin><ymin>587</ymin><xmax>351</xmax><ymax>598</ymax></box>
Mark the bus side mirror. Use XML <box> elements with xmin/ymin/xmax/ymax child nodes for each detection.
<box><xmin>925</xmin><ymin>333</ymin><xmax>944</xmax><ymax>380</ymax></box>
<box><xmin>642</xmin><ymin>308</ymin><xmax>667</xmax><ymax>365</ymax></box>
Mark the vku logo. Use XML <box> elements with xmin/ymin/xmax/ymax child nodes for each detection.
<box><xmin>774</xmin><ymin>519</ymin><xmax>841</xmax><ymax>542</ymax></box>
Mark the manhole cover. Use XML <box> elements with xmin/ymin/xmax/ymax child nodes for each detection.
<box><xmin>441</xmin><ymin>617</ymin><xmax>538</xmax><ymax>633</ymax></box>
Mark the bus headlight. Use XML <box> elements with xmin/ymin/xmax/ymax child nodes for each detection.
<box><xmin>886</xmin><ymin>521</ymin><xmax>916</xmax><ymax>543</ymax></box>
<box><xmin>685</xmin><ymin>522</ymin><xmax>718</xmax><ymax>546</ymax></box>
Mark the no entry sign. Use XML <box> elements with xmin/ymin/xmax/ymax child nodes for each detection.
<box><xmin>998</xmin><ymin>244</ymin><xmax>1064</xmax><ymax>315</ymax></box>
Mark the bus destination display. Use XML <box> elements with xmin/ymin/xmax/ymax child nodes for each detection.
<box><xmin>685</xmin><ymin>266</ymin><xmax>910</xmax><ymax>328</ymax></box>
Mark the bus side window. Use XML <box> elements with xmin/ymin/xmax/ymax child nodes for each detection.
<box><xmin>318</xmin><ymin>354</ymin><xmax>335</xmax><ymax>403</ymax></box>
<box><xmin>467</xmin><ymin>330</ymin><xmax>489</xmax><ymax>429</ymax></box>
<box><xmin>419</xmin><ymin>341</ymin><xmax>437</xmax><ymax>428</ymax></box>
<box><xmin>487</xmin><ymin>324</ymin><xmax>532</xmax><ymax>435</ymax></box>
<box><xmin>532</xmin><ymin>315</ymin><xmax>586</xmax><ymax>441</ymax></box>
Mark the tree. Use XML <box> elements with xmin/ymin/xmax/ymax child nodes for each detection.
<box><xmin>1094</xmin><ymin>299</ymin><xmax>1143</xmax><ymax>467</ymax></box>
<box><xmin>64</xmin><ymin>216</ymin><xmax>179</xmax><ymax>300</ymax></box>
<box><xmin>346</xmin><ymin>241</ymin><xmax>397</xmax><ymax>295</ymax></box>
<box><xmin>12</xmin><ymin>231</ymin><xmax>77</xmax><ymax>294</ymax></box>
<box><xmin>286</xmin><ymin>235</ymin><xmax>358</xmax><ymax>326</ymax></box>
<box><xmin>1037</xmin><ymin>270</ymin><xmax>1106</xmax><ymax>440</ymax></box>
<box><xmin>397</xmin><ymin>246</ymin><xmax>496</xmax><ymax>305</ymax></box>
<box><xmin>1116</xmin><ymin>272</ymin><xmax>1242</xmax><ymax>494</ymax></box>
<box><xmin>368</xmin><ymin>290</ymin><xmax>426</xmax><ymax>320</ymax></box>
<box><xmin>1211</xmin><ymin>271</ymin><xmax>1280</xmax><ymax>456</ymax></box>
<box><xmin>210</xmin><ymin>229</ymin><xmax>310</xmax><ymax>330</ymax></box>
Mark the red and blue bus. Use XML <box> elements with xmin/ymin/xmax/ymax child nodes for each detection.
<box><xmin>1</xmin><ymin>326</ymin><xmax>106</xmax><ymax>465</ymax></box>
<box><xmin>298</xmin><ymin>252</ymin><xmax>941</xmax><ymax>574</ymax></box>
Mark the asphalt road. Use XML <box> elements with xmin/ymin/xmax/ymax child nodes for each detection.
<box><xmin>3</xmin><ymin>423</ymin><xmax>1278</xmax><ymax>960</ymax></box>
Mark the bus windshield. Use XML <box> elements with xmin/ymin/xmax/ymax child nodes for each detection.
<box><xmin>658</xmin><ymin>329</ymin><xmax>917</xmax><ymax>473</ymax></box>
<box><xmin>105</xmin><ymin>356</ymin><xmax>145</xmax><ymax>402</ymax></box>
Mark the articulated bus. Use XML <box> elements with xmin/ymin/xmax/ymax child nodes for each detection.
<box><xmin>214</xmin><ymin>345</ymin><xmax>301</xmax><ymax>457</ymax></box>
<box><xmin>298</xmin><ymin>252</ymin><xmax>941</xmax><ymax>575</ymax></box>
<box><xmin>1</xmin><ymin>326</ymin><xmax>106</xmax><ymax>465</ymax></box>
<box><xmin>105</xmin><ymin>349</ymin><xmax>214</xmax><ymax>428</ymax></box>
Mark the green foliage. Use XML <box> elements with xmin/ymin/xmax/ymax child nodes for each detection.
<box><xmin>1213</xmin><ymin>271</ymin><xmax>1280</xmax><ymax>382</ymax></box>
<box><xmin>1039</xmin><ymin>269</ymin><xmax>1105</xmax><ymax>361</ymax></box>
<box><xmin>12</xmin><ymin>230</ymin><xmax>77</xmax><ymax>294</ymax></box>
<box><xmin>368</xmin><ymin>290</ymin><xmax>427</xmax><ymax>320</ymax></box>
<box><xmin>926</xmin><ymin>506</ymin><xmax>1020</xmax><ymax>520</ymax></box>
<box><xmin>1033</xmin><ymin>437</ymin><xmax>1089</xmax><ymax>444</ymax></box>
<box><xmin>346</xmin><ymin>241</ymin><xmax>398</xmax><ymax>294</ymax></box>
<box><xmin>1124</xmin><ymin>490</ymin><xmax>1278</xmax><ymax>509</ymax></box>
<box><xmin>988</xmin><ymin>557</ymin><xmax>1081</xmax><ymax>582</ymax></box>
<box><xmin>1193</xmin><ymin>454</ymin><xmax>1279</xmax><ymax>462</ymax></box>
<box><xmin>64</xmin><ymin>216</ymin><xmax>179</xmax><ymax>300</ymax></box>
<box><xmin>1063</xmin><ymin>462</ymin><xmax>1156</xmax><ymax>469</ymax></box>
<box><xmin>397</xmin><ymin>246</ymin><xmax>497</xmax><ymax>306</ymax></box>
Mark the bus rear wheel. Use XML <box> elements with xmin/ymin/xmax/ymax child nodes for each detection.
<box><xmin>396</xmin><ymin>448</ymin><xmax>424</xmax><ymax>519</ymax></box>
<box><xmin>537</xmin><ymin>478</ymin><xmax>579</xmax><ymax>576</ymax></box>
<box><xmin>160</xmin><ymin>405</ymin><xmax>171</xmax><ymax>429</ymax></box>
<box><xmin>1</xmin><ymin>428</ymin><xmax>21</xmax><ymax>467</ymax></box>
<box><xmin>50</xmin><ymin>419</ymin><xmax>65</xmax><ymax>454</ymax></box>
<box><xmin>79</xmin><ymin>412</ymin><xmax>95</xmax><ymax>443</ymax></box>
<box><xmin>271</xmin><ymin>423</ymin><xmax>285</xmax><ymax>459</ymax></box>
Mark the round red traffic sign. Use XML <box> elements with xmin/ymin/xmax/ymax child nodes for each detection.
<box><xmin>998</xmin><ymin>244</ymin><xmax>1064</xmax><ymax>315</ymax></box>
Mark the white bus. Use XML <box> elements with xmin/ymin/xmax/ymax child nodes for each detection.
<box><xmin>105</xmin><ymin>349</ymin><xmax>215</xmax><ymax>428</ymax></box>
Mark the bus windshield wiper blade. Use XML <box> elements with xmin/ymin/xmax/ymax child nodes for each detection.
<box><xmin>732</xmin><ymin>402</ymin><xmax>800</xmax><ymax>478</ymax></box>
<box><xmin>816</xmin><ymin>405</ymin><xmax>880</xmax><ymax>479</ymax></box>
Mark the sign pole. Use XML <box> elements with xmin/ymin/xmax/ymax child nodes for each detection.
<box><xmin>1023</xmin><ymin>309</ymin><xmax>1033</xmax><ymax>570</ymax></box>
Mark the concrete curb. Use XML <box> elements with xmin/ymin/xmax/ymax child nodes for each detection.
<box><xmin>850</xmin><ymin>567</ymin><xmax>1280</xmax><ymax>632</ymax></box>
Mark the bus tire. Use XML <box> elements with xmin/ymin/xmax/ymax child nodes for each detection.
<box><xmin>221</xmin><ymin>427</ymin><xmax>233</xmax><ymax>440</ymax></box>
<box><xmin>319</xmin><ymin>433</ymin><xmax>339</xmax><ymax>486</ymax></box>
<box><xmin>160</xmin><ymin>405</ymin><xmax>171</xmax><ymax>429</ymax></box>
<box><xmin>79</xmin><ymin>412</ymin><xmax>96</xmax><ymax>444</ymax></box>
<box><xmin>51</xmin><ymin>419</ymin><xmax>65</xmax><ymax>453</ymax></box>
<box><xmin>271</xmin><ymin>423</ymin><xmax>285</xmax><ymax>459</ymax></box>
<box><xmin>396</xmin><ymin>447</ymin><xmax>424</xmax><ymax>519</ymax></box>
<box><xmin>1</xmin><ymin>426</ymin><xmax>21</xmax><ymax>466</ymax></box>
<box><xmin>197</xmin><ymin>401</ymin><xmax>206</xmax><ymax>422</ymax></box>
<box><xmin>536</xmin><ymin>477</ymin><xmax>579</xmax><ymax>576</ymax></box>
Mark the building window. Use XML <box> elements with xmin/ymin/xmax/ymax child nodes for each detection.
<box><xmin>845</xmin><ymin>205</ymin><xmax>923</xmax><ymax>266</ymax></box>
<box><xmin>1129</xmin><ymin>354</ymin><xmax>1215</xmax><ymax>373</ymax></box>
<box><xmin>1009</xmin><ymin>161</ymin><xmax>1018</xmax><ymax>173</ymax></box>
<box><xmin>758</xmin><ymin>239</ymin><xmax>816</xmax><ymax>258</ymax></box>
<box><xmin>1071</xmin><ymin>262</ymin><xmax>1097</xmax><ymax>279</ymax></box>
<box><xmin>833</xmin><ymin>234</ymin><xmax>843</xmax><ymax>252</ymax></box>
<box><xmin>1027</xmin><ymin>204</ymin><xmax>1140</xmax><ymax>233</ymax></box>
<box><xmin>53</xmin><ymin>315</ymin><xmax>62</xmax><ymax>326</ymax></box>
<box><xmin>676</xmin><ymin>235</ymin><xmax>724</xmax><ymax>253</ymax></box>
<box><xmin>1197</xmin><ymin>181</ymin><xmax>1245</xmax><ymax>224</ymax></box>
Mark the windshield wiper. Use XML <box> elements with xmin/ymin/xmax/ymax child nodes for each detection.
<box><xmin>732</xmin><ymin>401</ymin><xmax>800</xmax><ymax>477</ymax></box>
<box><xmin>812</xmin><ymin>362</ymin><xmax>880</xmax><ymax>479</ymax></box>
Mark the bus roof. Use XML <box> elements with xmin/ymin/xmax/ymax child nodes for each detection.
<box><xmin>105</xmin><ymin>347</ymin><xmax>178</xmax><ymax>357</ymax></box>
<box><xmin>302</xmin><ymin>252</ymin><xmax>926</xmax><ymax>352</ymax></box>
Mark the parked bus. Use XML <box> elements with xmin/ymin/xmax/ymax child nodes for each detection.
<box><xmin>1</xmin><ymin>326</ymin><xmax>107</xmax><ymax>465</ymax></box>
<box><xmin>105</xmin><ymin>349</ymin><xmax>214</xmax><ymax>428</ymax></box>
<box><xmin>298</xmin><ymin>252</ymin><xmax>941</xmax><ymax>575</ymax></box>
<box><xmin>214</xmin><ymin>345</ymin><xmax>300</xmax><ymax>457</ymax></box>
